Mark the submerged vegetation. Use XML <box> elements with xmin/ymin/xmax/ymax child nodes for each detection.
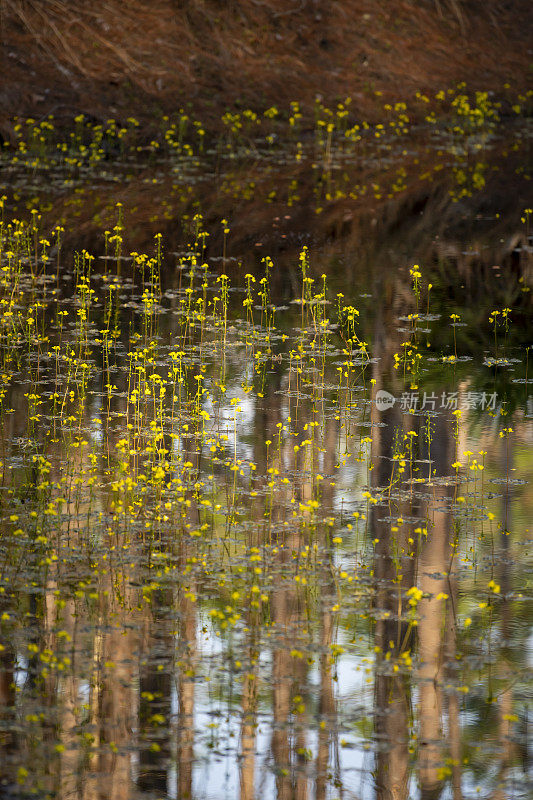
<box><xmin>2</xmin><ymin>83</ymin><xmax>532</xmax><ymax>260</ymax></box>
<box><xmin>0</xmin><ymin>11</ymin><xmax>532</xmax><ymax>795</ymax></box>
<box><xmin>0</xmin><ymin>176</ymin><xmax>532</xmax><ymax>796</ymax></box>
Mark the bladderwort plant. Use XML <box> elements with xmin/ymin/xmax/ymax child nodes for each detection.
<box><xmin>488</xmin><ymin>306</ymin><xmax>512</xmax><ymax>360</ymax></box>
<box><xmin>392</xmin><ymin>265</ymin><xmax>427</xmax><ymax>388</ymax></box>
<box><xmin>449</xmin><ymin>312</ymin><xmax>460</xmax><ymax>361</ymax></box>
<box><xmin>0</xmin><ymin>195</ymin><xmax>528</xmax><ymax>799</ymax></box>
<box><xmin>243</xmin><ymin>272</ymin><xmax>256</xmax><ymax>347</ymax></box>
<box><xmin>258</xmin><ymin>256</ymin><xmax>274</xmax><ymax>338</ymax></box>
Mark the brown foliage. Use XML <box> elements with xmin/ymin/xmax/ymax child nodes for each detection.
<box><xmin>0</xmin><ymin>0</ymin><xmax>531</xmax><ymax>128</ymax></box>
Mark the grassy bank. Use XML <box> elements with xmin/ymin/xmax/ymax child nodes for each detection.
<box><xmin>1</xmin><ymin>0</ymin><xmax>531</xmax><ymax>137</ymax></box>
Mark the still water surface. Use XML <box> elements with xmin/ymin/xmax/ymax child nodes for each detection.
<box><xmin>0</xmin><ymin>122</ymin><xmax>532</xmax><ymax>800</ymax></box>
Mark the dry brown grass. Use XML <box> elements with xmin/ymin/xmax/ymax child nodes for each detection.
<box><xmin>0</xmin><ymin>0</ymin><xmax>531</xmax><ymax>129</ymax></box>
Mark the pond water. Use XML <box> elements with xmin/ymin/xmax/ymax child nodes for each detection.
<box><xmin>0</xmin><ymin>112</ymin><xmax>532</xmax><ymax>800</ymax></box>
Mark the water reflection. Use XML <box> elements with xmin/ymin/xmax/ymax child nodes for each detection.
<box><xmin>0</xmin><ymin>155</ymin><xmax>532</xmax><ymax>800</ymax></box>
